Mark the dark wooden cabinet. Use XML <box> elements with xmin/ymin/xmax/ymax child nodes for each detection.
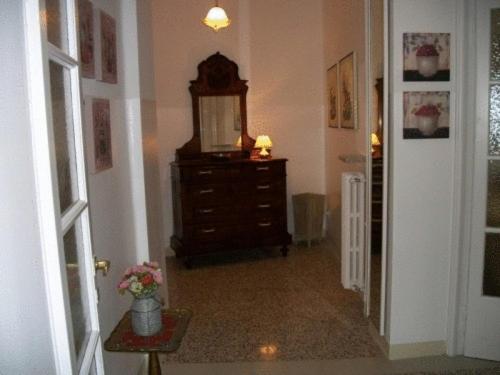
<box><xmin>170</xmin><ymin>159</ymin><xmax>291</xmax><ymax>266</ymax></box>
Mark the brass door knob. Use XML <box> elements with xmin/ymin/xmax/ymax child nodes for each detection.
<box><xmin>94</xmin><ymin>257</ymin><xmax>110</xmax><ymax>276</ymax></box>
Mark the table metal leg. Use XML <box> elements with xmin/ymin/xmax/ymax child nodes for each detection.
<box><xmin>148</xmin><ymin>352</ymin><xmax>161</xmax><ymax>375</ymax></box>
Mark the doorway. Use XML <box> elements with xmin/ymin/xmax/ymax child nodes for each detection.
<box><xmin>365</xmin><ymin>0</ymin><xmax>387</xmax><ymax>335</ymax></box>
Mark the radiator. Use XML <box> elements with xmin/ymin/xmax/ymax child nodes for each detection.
<box><xmin>341</xmin><ymin>172</ymin><xmax>365</xmax><ymax>291</ymax></box>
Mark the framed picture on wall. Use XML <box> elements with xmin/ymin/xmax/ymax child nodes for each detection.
<box><xmin>327</xmin><ymin>63</ymin><xmax>339</xmax><ymax>128</ymax></box>
<box><xmin>90</xmin><ymin>98</ymin><xmax>113</xmax><ymax>172</ymax></box>
<box><xmin>403</xmin><ymin>91</ymin><xmax>450</xmax><ymax>139</ymax></box>
<box><xmin>78</xmin><ymin>0</ymin><xmax>95</xmax><ymax>78</ymax></box>
<box><xmin>100</xmin><ymin>11</ymin><xmax>118</xmax><ymax>84</ymax></box>
<box><xmin>339</xmin><ymin>52</ymin><xmax>357</xmax><ymax>129</ymax></box>
<box><xmin>403</xmin><ymin>33</ymin><xmax>450</xmax><ymax>81</ymax></box>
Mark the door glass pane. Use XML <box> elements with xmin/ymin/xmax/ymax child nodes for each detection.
<box><xmin>63</xmin><ymin>220</ymin><xmax>91</xmax><ymax>367</ymax></box>
<box><xmin>487</xmin><ymin>160</ymin><xmax>500</xmax><ymax>227</ymax></box>
<box><xmin>49</xmin><ymin>61</ymin><xmax>79</xmax><ymax>213</ymax></box>
<box><xmin>45</xmin><ymin>0</ymin><xmax>69</xmax><ymax>51</ymax></box>
<box><xmin>491</xmin><ymin>9</ymin><xmax>500</xmax><ymax>81</ymax></box>
<box><xmin>483</xmin><ymin>233</ymin><xmax>500</xmax><ymax>297</ymax></box>
<box><xmin>489</xmin><ymin>85</ymin><xmax>500</xmax><ymax>156</ymax></box>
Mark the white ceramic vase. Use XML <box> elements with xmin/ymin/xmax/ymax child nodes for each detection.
<box><xmin>416</xmin><ymin>55</ymin><xmax>439</xmax><ymax>78</ymax></box>
<box><xmin>416</xmin><ymin>115</ymin><xmax>439</xmax><ymax>136</ymax></box>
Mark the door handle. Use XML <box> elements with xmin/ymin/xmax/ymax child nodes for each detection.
<box><xmin>94</xmin><ymin>257</ymin><xmax>110</xmax><ymax>276</ymax></box>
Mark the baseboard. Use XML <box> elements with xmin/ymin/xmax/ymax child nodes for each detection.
<box><xmin>368</xmin><ymin>321</ymin><xmax>389</xmax><ymax>357</ymax></box>
<box><xmin>388</xmin><ymin>340</ymin><xmax>447</xmax><ymax>360</ymax></box>
<box><xmin>138</xmin><ymin>355</ymin><xmax>148</xmax><ymax>375</ymax></box>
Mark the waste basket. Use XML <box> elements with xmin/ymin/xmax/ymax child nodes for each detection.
<box><xmin>292</xmin><ymin>193</ymin><xmax>325</xmax><ymax>247</ymax></box>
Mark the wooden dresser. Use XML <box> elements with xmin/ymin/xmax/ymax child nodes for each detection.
<box><xmin>170</xmin><ymin>158</ymin><xmax>291</xmax><ymax>266</ymax></box>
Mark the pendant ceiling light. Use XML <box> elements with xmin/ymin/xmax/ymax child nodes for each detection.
<box><xmin>203</xmin><ymin>1</ymin><xmax>231</xmax><ymax>31</ymax></box>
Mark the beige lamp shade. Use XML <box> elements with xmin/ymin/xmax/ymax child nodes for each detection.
<box><xmin>255</xmin><ymin>135</ymin><xmax>273</xmax><ymax>158</ymax></box>
<box><xmin>235</xmin><ymin>136</ymin><xmax>242</xmax><ymax>148</ymax></box>
<box><xmin>203</xmin><ymin>4</ymin><xmax>231</xmax><ymax>31</ymax></box>
<box><xmin>371</xmin><ymin>133</ymin><xmax>381</xmax><ymax>146</ymax></box>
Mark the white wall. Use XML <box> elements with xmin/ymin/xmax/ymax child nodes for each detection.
<box><xmin>152</xmin><ymin>0</ymin><xmax>325</xmax><ymax>247</ymax></box>
<box><xmin>0</xmin><ymin>1</ymin><xmax>56</xmax><ymax>373</ymax></box>
<box><xmin>386</xmin><ymin>0</ymin><xmax>458</xmax><ymax>348</ymax></box>
<box><xmin>323</xmin><ymin>0</ymin><xmax>367</xmax><ymax>249</ymax></box>
<box><xmin>82</xmin><ymin>0</ymin><xmax>150</xmax><ymax>373</ymax></box>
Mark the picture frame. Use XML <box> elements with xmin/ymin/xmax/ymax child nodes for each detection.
<box><xmin>100</xmin><ymin>11</ymin><xmax>118</xmax><ymax>84</ymax></box>
<box><xmin>403</xmin><ymin>33</ymin><xmax>450</xmax><ymax>82</ymax></box>
<box><xmin>327</xmin><ymin>63</ymin><xmax>339</xmax><ymax>128</ymax></box>
<box><xmin>403</xmin><ymin>91</ymin><xmax>450</xmax><ymax>139</ymax></box>
<box><xmin>78</xmin><ymin>0</ymin><xmax>95</xmax><ymax>78</ymax></box>
<box><xmin>89</xmin><ymin>98</ymin><xmax>113</xmax><ymax>172</ymax></box>
<box><xmin>339</xmin><ymin>52</ymin><xmax>357</xmax><ymax>129</ymax></box>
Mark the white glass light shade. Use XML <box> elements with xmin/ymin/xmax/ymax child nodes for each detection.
<box><xmin>255</xmin><ymin>135</ymin><xmax>273</xmax><ymax>158</ymax></box>
<box><xmin>371</xmin><ymin>133</ymin><xmax>381</xmax><ymax>146</ymax></box>
<box><xmin>203</xmin><ymin>6</ymin><xmax>231</xmax><ymax>31</ymax></box>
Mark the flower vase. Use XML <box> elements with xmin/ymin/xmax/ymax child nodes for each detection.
<box><xmin>131</xmin><ymin>293</ymin><xmax>162</xmax><ymax>336</ymax></box>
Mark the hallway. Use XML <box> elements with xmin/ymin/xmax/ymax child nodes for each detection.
<box><xmin>161</xmin><ymin>244</ymin><xmax>382</xmax><ymax>363</ymax></box>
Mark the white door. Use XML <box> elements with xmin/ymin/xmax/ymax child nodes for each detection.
<box><xmin>464</xmin><ymin>0</ymin><xmax>500</xmax><ymax>362</ymax></box>
<box><xmin>24</xmin><ymin>0</ymin><xmax>106</xmax><ymax>373</ymax></box>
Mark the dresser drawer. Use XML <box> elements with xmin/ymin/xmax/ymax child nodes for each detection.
<box><xmin>183</xmin><ymin>223</ymin><xmax>236</xmax><ymax>244</ymax></box>
<box><xmin>180</xmin><ymin>166</ymin><xmax>227</xmax><ymax>183</ymax></box>
<box><xmin>242</xmin><ymin>162</ymin><xmax>286</xmax><ymax>180</ymax></box>
<box><xmin>243</xmin><ymin>199</ymin><xmax>286</xmax><ymax>218</ymax></box>
<box><xmin>246</xmin><ymin>180</ymin><xmax>285</xmax><ymax>197</ymax></box>
<box><xmin>183</xmin><ymin>205</ymin><xmax>235</xmax><ymax>224</ymax></box>
<box><xmin>181</xmin><ymin>184</ymin><xmax>231</xmax><ymax>206</ymax></box>
<box><xmin>240</xmin><ymin>218</ymin><xmax>287</xmax><ymax>244</ymax></box>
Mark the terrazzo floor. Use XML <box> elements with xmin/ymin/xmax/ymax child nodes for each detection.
<box><xmin>160</xmin><ymin>244</ymin><xmax>382</xmax><ymax>364</ymax></box>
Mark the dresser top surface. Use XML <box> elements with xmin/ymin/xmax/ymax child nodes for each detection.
<box><xmin>171</xmin><ymin>158</ymin><xmax>288</xmax><ymax>167</ymax></box>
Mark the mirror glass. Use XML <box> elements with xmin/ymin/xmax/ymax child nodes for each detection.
<box><xmin>199</xmin><ymin>95</ymin><xmax>241</xmax><ymax>153</ymax></box>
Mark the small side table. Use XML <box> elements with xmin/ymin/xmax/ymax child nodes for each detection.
<box><xmin>104</xmin><ymin>308</ymin><xmax>191</xmax><ymax>375</ymax></box>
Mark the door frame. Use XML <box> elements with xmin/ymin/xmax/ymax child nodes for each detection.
<box><xmin>446</xmin><ymin>0</ymin><xmax>485</xmax><ymax>356</ymax></box>
<box><xmin>23</xmin><ymin>0</ymin><xmax>104</xmax><ymax>372</ymax></box>
<box><xmin>364</xmin><ymin>0</ymin><xmax>389</xmax><ymax>336</ymax></box>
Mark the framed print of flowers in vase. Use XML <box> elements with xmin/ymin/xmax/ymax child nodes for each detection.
<box><xmin>327</xmin><ymin>63</ymin><xmax>339</xmax><ymax>128</ymax></box>
<box><xmin>339</xmin><ymin>52</ymin><xmax>357</xmax><ymax>129</ymax></box>
<box><xmin>403</xmin><ymin>91</ymin><xmax>450</xmax><ymax>139</ymax></box>
<box><xmin>403</xmin><ymin>33</ymin><xmax>450</xmax><ymax>81</ymax></box>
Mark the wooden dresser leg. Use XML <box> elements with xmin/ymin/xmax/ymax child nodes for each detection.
<box><xmin>148</xmin><ymin>352</ymin><xmax>161</xmax><ymax>375</ymax></box>
<box><xmin>280</xmin><ymin>246</ymin><xmax>289</xmax><ymax>257</ymax></box>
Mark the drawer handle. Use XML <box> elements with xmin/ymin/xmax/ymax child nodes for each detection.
<box><xmin>256</xmin><ymin>167</ymin><xmax>270</xmax><ymax>171</ymax></box>
<box><xmin>201</xmin><ymin>228</ymin><xmax>216</xmax><ymax>234</ymax></box>
<box><xmin>199</xmin><ymin>209</ymin><xmax>214</xmax><ymax>214</ymax></box>
<box><xmin>258</xmin><ymin>204</ymin><xmax>271</xmax><ymax>209</ymax></box>
<box><xmin>198</xmin><ymin>170</ymin><xmax>213</xmax><ymax>175</ymax></box>
<box><xmin>257</xmin><ymin>185</ymin><xmax>270</xmax><ymax>190</ymax></box>
<box><xmin>199</xmin><ymin>189</ymin><xmax>214</xmax><ymax>194</ymax></box>
<box><xmin>258</xmin><ymin>222</ymin><xmax>272</xmax><ymax>227</ymax></box>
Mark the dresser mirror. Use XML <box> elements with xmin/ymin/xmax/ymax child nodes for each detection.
<box><xmin>199</xmin><ymin>95</ymin><xmax>241</xmax><ymax>153</ymax></box>
<box><xmin>176</xmin><ymin>52</ymin><xmax>255</xmax><ymax>160</ymax></box>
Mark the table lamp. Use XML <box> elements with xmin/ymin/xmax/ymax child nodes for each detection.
<box><xmin>254</xmin><ymin>135</ymin><xmax>273</xmax><ymax>159</ymax></box>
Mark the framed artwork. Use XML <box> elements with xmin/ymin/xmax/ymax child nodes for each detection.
<box><xmin>100</xmin><ymin>11</ymin><xmax>118</xmax><ymax>84</ymax></box>
<box><xmin>78</xmin><ymin>0</ymin><xmax>94</xmax><ymax>78</ymax></box>
<box><xmin>327</xmin><ymin>63</ymin><xmax>339</xmax><ymax>128</ymax></box>
<box><xmin>91</xmin><ymin>98</ymin><xmax>113</xmax><ymax>172</ymax></box>
<box><xmin>403</xmin><ymin>91</ymin><xmax>450</xmax><ymax>139</ymax></box>
<box><xmin>339</xmin><ymin>52</ymin><xmax>357</xmax><ymax>129</ymax></box>
<box><xmin>403</xmin><ymin>33</ymin><xmax>450</xmax><ymax>81</ymax></box>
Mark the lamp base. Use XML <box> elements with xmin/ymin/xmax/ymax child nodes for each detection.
<box><xmin>258</xmin><ymin>148</ymin><xmax>271</xmax><ymax>160</ymax></box>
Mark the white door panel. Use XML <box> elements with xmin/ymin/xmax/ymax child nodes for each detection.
<box><xmin>24</xmin><ymin>0</ymin><xmax>105</xmax><ymax>373</ymax></box>
<box><xmin>464</xmin><ymin>0</ymin><xmax>500</xmax><ymax>361</ymax></box>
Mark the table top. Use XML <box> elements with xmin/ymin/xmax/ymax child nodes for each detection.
<box><xmin>104</xmin><ymin>308</ymin><xmax>192</xmax><ymax>353</ymax></box>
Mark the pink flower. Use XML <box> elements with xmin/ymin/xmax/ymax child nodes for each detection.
<box><xmin>416</xmin><ymin>44</ymin><xmax>439</xmax><ymax>57</ymax></box>
<box><xmin>118</xmin><ymin>280</ymin><xmax>130</xmax><ymax>290</ymax></box>
<box><xmin>152</xmin><ymin>270</ymin><xmax>163</xmax><ymax>284</ymax></box>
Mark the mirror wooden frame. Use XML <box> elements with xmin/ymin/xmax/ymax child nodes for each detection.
<box><xmin>176</xmin><ymin>52</ymin><xmax>255</xmax><ymax>160</ymax></box>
